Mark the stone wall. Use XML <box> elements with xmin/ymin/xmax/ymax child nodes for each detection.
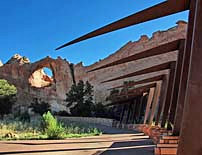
<box><xmin>58</xmin><ymin>116</ymin><xmax>115</xmax><ymax>127</ymax></box>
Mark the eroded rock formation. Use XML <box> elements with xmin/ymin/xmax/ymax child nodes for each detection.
<box><xmin>0</xmin><ymin>21</ymin><xmax>187</xmax><ymax>113</ymax></box>
<box><xmin>0</xmin><ymin>60</ymin><xmax>3</xmax><ymax>67</ymax></box>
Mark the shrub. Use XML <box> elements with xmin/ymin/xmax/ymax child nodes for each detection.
<box><xmin>30</xmin><ymin>98</ymin><xmax>51</xmax><ymax>115</ymax></box>
<box><xmin>0</xmin><ymin>79</ymin><xmax>17</xmax><ymax>118</ymax></box>
<box><xmin>42</xmin><ymin>111</ymin><xmax>65</xmax><ymax>139</ymax></box>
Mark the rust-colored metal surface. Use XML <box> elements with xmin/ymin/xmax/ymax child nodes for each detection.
<box><xmin>108</xmin><ymin>74</ymin><xmax>164</xmax><ymax>90</ymax></box>
<box><xmin>148</xmin><ymin>81</ymin><xmax>162</xmax><ymax>125</ymax></box>
<box><xmin>115</xmin><ymin>83</ymin><xmax>156</xmax><ymax>99</ymax></box>
<box><xmin>55</xmin><ymin>0</ymin><xmax>189</xmax><ymax>50</ymax></box>
<box><xmin>107</xmin><ymin>83</ymin><xmax>156</xmax><ymax>106</ymax></box>
<box><xmin>144</xmin><ymin>88</ymin><xmax>155</xmax><ymax>124</ymax></box>
<box><xmin>155</xmin><ymin>74</ymin><xmax>169</xmax><ymax>126</ymax></box>
<box><xmin>89</xmin><ymin>39</ymin><xmax>183</xmax><ymax>72</ymax></box>
<box><xmin>173</xmin><ymin>0</ymin><xmax>196</xmax><ymax>136</ymax></box>
<box><xmin>102</xmin><ymin>61</ymin><xmax>174</xmax><ymax>83</ymax></box>
<box><xmin>167</xmin><ymin>40</ymin><xmax>185</xmax><ymax>129</ymax></box>
<box><xmin>161</xmin><ymin>61</ymin><xmax>176</xmax><ymax>128</ymax></box>
<box><xmin>106</xmin><ymin>96</ymin><xmax>137</xmax><ymax>107</ymax></box>
<box><xmin>177</xmin><ymin>0</ymin><xmax>202</xmax><ymax>154</ymax></box>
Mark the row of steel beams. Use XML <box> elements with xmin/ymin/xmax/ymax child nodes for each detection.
<box><xmin>56</xmin><ymin>0</ymin><xmax>201</xmax><ymax>154</ymax></box>
<box><xmin>97</xmin><ymin>41</ymin><xmax>186</xmax><ymax>133</ymax></box>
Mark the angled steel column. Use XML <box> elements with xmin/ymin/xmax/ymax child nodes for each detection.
<box><xmin>144</xmin><ymin>88</ymin><xmax>155</xmax><ymax>124</ymax></box>
<box><xmin>167</xmin><ymin>40</ymin><xmax>185</xmax><ymax>129</ymax></box>
<box><xmin>173</xmin><ymin>0</ymin><xmax>196</xmax><ymax>136</ymax></box>
<box><xmin>132</xmin><ymin>99</ymin><xmax>137</xmax><ymax>123</ymax></box>
<box><xmin>155</xmin><ymin>74</ymin><xmax>169</xmax><ymax>126</ymax></box>
<box><xmin>177</xmin><ymin>0</ymin><xmax>202</xmax><ymax>154</ymax></box>
<box><xmin>161</xmin><ymin>62</ymin><xmax>176</xmax><ymax>128</ymax></box>
<box><xmin>148</xmin><ymin>81</ymin><xmax>162</xmax><ymax>125</ymax></box>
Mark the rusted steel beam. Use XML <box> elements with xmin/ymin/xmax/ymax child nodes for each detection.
<box><xmin>106</xmin><ymin>83</ymin><xmax>155</xmax><ymax>106</ymax></box>
<box><xmin>108</xmin><ymin>74</ymin><xmax>165</xmax><ymax>90</ymax></box>
<box><xmin>167</xmin><ymin>40</ymin><xmax>185</xmax><ymax>129</ymax></box>
<box><xmin>101</xmin><ymin>61</ymin><xmax>174</xmax><ymax>83</ymax></box>
<box><xmin>116</xmin><ymin>83</ymin><xmax>156</xmax><ymax>98</ymax></box>
<box><xmin>136</xmin><ymin>95</ymin><xmax>144</xmax><ymax>123</ymax></box>
<box><xmin>120</xmin><ymin>104</ymin><xmax>126</xmax><ymax>123</ymax></box>
<box><xmin>89</xmin><ymin>39</ymin><xmax>183</xmax><ymax>72</ymax></box>
<box><xmin>155</xmin><ymin>74</ymin><xmax>169</xmax><ymax>126</ymax></box>
<box><xmin>56</xmin><ymin>0</ymin><xmax>189</xmax><ymax>50</ymax></box>
<box><xmin>106</xmin><ymin>96</ymin><xmax>137</xmax><ymax>107</ymax></box>
<box><xmin>126</xmin><ymin>103</ymin><xmax>132</xmax><ymax>124</ymax></box>
<box><xmin>161</xmin><ymin>62</ymin><xmax>176</xmax><ymax>128</ymax></box>
<box><xmin>148</xmin><ymin>81</ymin><xmax>162</xmax><ymax>125</ymax></box>
<box><xmin>173</xmin><ymin>0</ymin><xmax>196</xmax><ymax>136</ymax></box>
<box><xmin>132</xmin><ymin>99</ymin><xmax>137</xmax><ymax>123</ymax></box>
<box><xmin>177</xmin><ymin>0</ymin><xmax>202</xmax><ymax>154</ymax></box>
<box><xmin>144</xmin><ymin>88</ymin><xmax>155</xmax><ymax>124</ymax></box>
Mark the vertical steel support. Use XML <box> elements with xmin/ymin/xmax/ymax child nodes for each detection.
<box><xmin>167</xmin><ymin>40</ymin><xmax>185</xmax><ymax>129</ymax></box>
<box><xmin>132</xmin><ymin>99</ymin><xmax>137</xmax><ymax>123</ymax></box>
<box><xmin>161</xmin><ymin>62</ymin><xmax>176</xmax><ymax>128</ymax></box>
<box><xmin>144</xmin><ymin>88</ymin><xmax>155</xmax><ymax>124</ymax></box>
<box><xmin>178</xmin><ymin>0</ymin><xmax>202</xmax><ymax>154</ymax></box>
<box><xmin>149</xmin><ymin>82</ymin><xmax>162</xmax><ymax>125</ymax></box>
<box><xmin>120</xmin><ymin>104</ymin><xmax>126</xmax><ymax>124</ymax></box>
<box><xmin>173</xmin><ymin>0</ymin><xmax>196</xmax><ymax>136</ymax></box>
<box><xmin>155</xmin><ymin>74</ymin><xmax>169</xmax><ymax>126</ymax></box>
<box><xmin>126</xmin><ymin>103</ymin><xmax>132</xmax><ymax>124</ymax></box>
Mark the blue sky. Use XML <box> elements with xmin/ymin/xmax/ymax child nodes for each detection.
<box><xmin>0</xmin><ymin>0</ymin><xmax>188</xmax><ymax>66</ymax></box>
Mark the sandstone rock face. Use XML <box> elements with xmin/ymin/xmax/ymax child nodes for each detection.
<box><xmin>6</xmin><ymin>54</ymin><xmax>30</xmax><ymax>65</ymax></box>
<box><xmin>0</xmin><ymin>60</ymin><xmax>3</xmax><ymax>67</ymax></box>
<box><xmin>74</xmin><ymin>21</ymin><xmax>187</xmax><ymax>104</ymax></box>
<box><xmin>0</xmin><ymin>21</ymin><xmax>187</xmax><ymax>112</ymax></box>
<box><xmin>0</xmin><ymin>56</ymin><xmax>73</xmax><ymax>113</ymax></box>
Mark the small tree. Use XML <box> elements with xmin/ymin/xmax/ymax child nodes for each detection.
<box><xmin>30</xmin><ymin>98</ymin><xmax>51</xmax><ymax>116</ymax></box>
<box><xmin>0</xmin><ymin>79</ymin><xmax>17</xmax><ymax>118</ymax></box>
<box><xmin>66</xmin><ymin>80</ymin><xmax>94</xmax><ymax>117</ymax></box>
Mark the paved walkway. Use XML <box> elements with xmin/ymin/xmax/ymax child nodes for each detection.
<box><xmin>0</xmin><ymin>125</ymin><xmax>155</xmax><ymax>155</ymax></box>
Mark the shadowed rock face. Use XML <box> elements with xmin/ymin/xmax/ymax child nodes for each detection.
<box><xmin>0</xmin><ymin>21</ymin><xmax>187</xmax><ymax>113</ymax></box>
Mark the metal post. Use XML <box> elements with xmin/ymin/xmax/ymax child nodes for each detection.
<box><xmin>178</xmin><ymin>0</ymin><xmax>202</xmax><ymax>154</ymax></box>
<box><xmin>173</xmin><ymin>0</ymin><xmax>196</xmax><ymax>136</ymax></box>
<box><xmin>161</xmin><ymin>62</ymin><xmax>176</xmax><ymax>128</ymax></box>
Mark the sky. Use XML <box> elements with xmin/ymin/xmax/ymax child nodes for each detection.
<box><xmin>0</xmin><ymin>0</ymin><xmax>188</xmax><ymax>66</ymax></box>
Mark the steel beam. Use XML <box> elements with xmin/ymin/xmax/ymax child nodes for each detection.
<box><xmin>155</xmin><ymin>74</ymin><xmax>169</xmax><ymax>126</ymax></box>
<box><xmin>108</xmin><ymin>74</ymin><xmax>165</xmax><ymax>90</ymax></box>
<box><xmin>111</xmin><ymin>83</ymin><xmax>156</xmax><ymax>101</ymax></box>
<box><xmin>56</xmin><ymin>0</ymin><xmax>189</xmax><ymax>50</ymax></box>
<box><xmin>173</xmin><ymin>0</ymin><xmax>196</xmax><ymax>136</ymax></box>
<box><xmin>167</xmin><ymin>40</ymin><xmax>185</xmax><ymax>129</ymax></box>
<box><xmin>144</xmin><ymin>88</ymin><xmax>155</xmax><ymax>124</ymax></box>
<box><xmin>89</xmin><ymin>39</ymin><xmax>183</xmax><ymax>72</ymax></box>
<box><xmin>148</xmin><ymin>81</ymin><xmax>162</xmax><ymax>125</ymax></box>
<box><xmin>101</xmin><ymin>61</ymin><xmax>173</xmax><ymax>83</ymax></box>
<box><xmin>161</xmin><ymin>61</ymin><xmax>176</xmax><ymax>128</ymax></box>
<box><xmin>177</xmin><ymin>0</ymin><xmax>202</xmax><ymax>154</ymax></box>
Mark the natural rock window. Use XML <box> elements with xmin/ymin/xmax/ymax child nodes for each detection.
<box><xmin>29</xmin><ymin>67</ymin><xmax>54</xmax><ymax>88</ymax></box>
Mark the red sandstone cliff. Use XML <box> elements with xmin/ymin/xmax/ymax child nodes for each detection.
<box><xmin>0</xmin><ymin>21</ymin><xmax>187</xmax><ymax>112</ymax></box>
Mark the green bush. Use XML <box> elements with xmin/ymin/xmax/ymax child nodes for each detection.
<box><xmin>30</xmin><ymin>98</ymin><xmax>50</xmax><ymax>116</ymax></box>
<box><xmin>42</xmin><ymin>111</ymin><xmax>65</xmax><ymax>139</ymax></box>
<box><xmin>0</xmin><ymin>79</ymin><xmax>17</xmax><ymax>118</ymax></box>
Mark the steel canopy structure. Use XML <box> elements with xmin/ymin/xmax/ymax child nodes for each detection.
<box><xmin>55</xmin><ymin>0</ymin><xmax>189</xmax><ymax>50</ymax></box>
<box><xmin>56</xmin><ymin>0</ymin><xmax>202</xmax><ymax>154</ymax></box>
